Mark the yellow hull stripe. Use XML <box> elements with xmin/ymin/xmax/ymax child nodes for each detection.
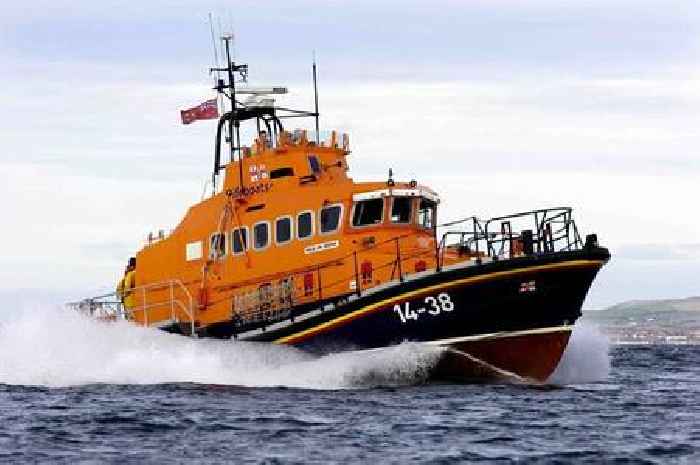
<box><xmin>274</xmin><ymin>259</ymin><xmax>604</xmax><ymax>345</ymax></box>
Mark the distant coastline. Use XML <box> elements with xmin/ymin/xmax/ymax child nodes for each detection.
<box><xmin>584</xmin><ymin>296</ymin><xmax>700</xmax><ymax>345</ymax></box>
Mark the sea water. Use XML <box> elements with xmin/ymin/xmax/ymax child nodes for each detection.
<box><xmin>0</xmin><ymin>305</ymin><xmax>697</xmax><ymax>463</ymax></box>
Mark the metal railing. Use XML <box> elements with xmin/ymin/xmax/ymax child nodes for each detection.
<box><xmin>437</xmin><ymin>207</ymin><xmax>584</xmax><ymax>268</ymax></box>
<box><xmin>228</xmin><ymin>232</ymin><xmax>438</xmax><ymax>329</ymax></box>
<box><xmin>228</xmin><ymin>207</ymin><xmax>588</xmax><ymax>331</ymax></box>
<box><xmin>72</xmin><ymin>208</ymin><xmax>588</xmax><ymax>336</ymax></box>
<box><xmin>68</xmin><ymin>279</ymin><xmax>196</xmax><ymax>336</ymax></box>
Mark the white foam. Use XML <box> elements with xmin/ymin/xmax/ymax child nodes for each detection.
<box><xmin>0</xmin><ymin>304</ymin><xmax>443</xmax><ymax>389</ymax></box>
<box><xmin>547</xmin><ymin>322</ymin><xmax>611</xmax><ymax>385</ymax></box>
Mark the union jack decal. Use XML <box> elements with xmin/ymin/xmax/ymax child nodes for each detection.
<box><xmin>519</xmin><ymin>280</ymin><xmax>536</xmax><ymax>293</ymax></box>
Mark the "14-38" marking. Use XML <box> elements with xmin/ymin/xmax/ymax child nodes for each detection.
<box><xmin>393</xmin><ymin>292</ymin><xmax>454</xmax><ymax>323</ymax></box>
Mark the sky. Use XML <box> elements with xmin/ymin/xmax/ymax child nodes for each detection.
<box><xmin>1</xmin><ymin>0</ymin><xmax>699</xmax><ymax>308</ymax></box>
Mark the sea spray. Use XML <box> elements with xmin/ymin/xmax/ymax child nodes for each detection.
<box><xmin>0</xmin><ymin>305</ymin><xmax>442</xmax><ymax>389</ymax></box>
<box><xmin>548</xmin><ymin>322</ymin><xmax>611</xmax><ymax>384</ymax></box>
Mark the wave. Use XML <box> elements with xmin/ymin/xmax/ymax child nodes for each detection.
<box><xmin>0</xmin><ymin>305</ymin><xmax>442</xmax><ymax>389</ymax></box>
<box><xmin>548</xmin><ymin>322</ymin><xmax>611</xmax><ymax>385</ymax></box>
<box><xmin>0</xmin><ymin>300</ymin><xmax>610</xmax><ymax>388</ymax></box>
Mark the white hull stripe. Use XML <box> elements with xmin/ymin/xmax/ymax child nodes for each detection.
<box><xmin>423</xmin><ymin>325</ymin><xmax>574</xmax><ymax>347</ymax></box>
<box><xmin>314</xmin><ymin>325</ymin><xmax>575</xmax><ymax>357</ymax></box>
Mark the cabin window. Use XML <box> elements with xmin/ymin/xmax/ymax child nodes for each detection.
<box><xmin>297</xmin><ymin>211</ymin><xmax>314</xmax><ymax>239</ymax></box>
<box><xmin>352</xmin><ymin>198</ymin><xmax>384</xmax><ymax>227</ymax></box>
<box><xmin>308</xmin><ymin>155</ymin><xmax>321</xmax><ymax>175</ymax></box>
<box><xmin>271</xmin><ymin>167</ymin><xmax>294</xmax><ymax>179</ymax></box>
<box><xmin>246</xmin><ymin>204</ymin><xmax>265</xmax><ymax>212</ymax></box>
<box><xmin>418</xmin><ymin>198</ymin><xmax>436</xmax><ymax>229</ymax></box>
<box><xmin>231</xmin><ymin>227</ymin><xmax>248</xmax><ymax>255</ymax></box>
<box><xmin>253</xmin><ymin>222</ymin><xmax>270</xmax><ymax>250</ymax></box>
<box><xmin>391</xmin><ymin>197</ymin><xmax>412</xmax><ymax>224</ymax></box>
<box><xmin>275</xmin><ymin>216</ymin><xmax>293</xmax><ymax>245</ymax></box>
<box><xmin>209</xmin><ymin>233</ymin><xmax>226</xmax><ymax>259</ymax></box>
<box><xmin>320</xmin><ymin>204</ymin><xmax>342</xmax><ymax>234</ymax></box>
<box><xmin>186</xmin><ymin>241</ymin><xmax>203</xmax><ymax>261</ymax></box>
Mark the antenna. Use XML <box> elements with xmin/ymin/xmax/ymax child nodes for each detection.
<box><xmin>208</xmin><ymin>14</ymin><xmax>220</xmax><ymax>77</ymax></box>
<box><xmin>312</xmin><ymin>51</ymin><xmax>320</xmax><ymax>144</ymax></box>
<box><xmin>219</xmin><ymin>34</ymin><xmax>246</xmax><ymax>191</ymax></box>
<box><xmin>208</xmin><ymin>13</ymin><xmax>221</xmax><ymax>194</ymax></box>
<box><xmin>208</xmin><ymin>14</ymin><xmax>223</xmax><ymax>115</ymax></box>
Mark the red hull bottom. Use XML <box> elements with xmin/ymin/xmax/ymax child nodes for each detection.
<box><xmin>430</xmin><ymin>327</ymin><xmax>572</xmax><ymax>383</ymax></box>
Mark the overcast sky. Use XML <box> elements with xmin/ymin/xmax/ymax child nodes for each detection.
<box><xmin>2</xmin><ymin>0</ymin><xmax>699</xmax><ymax>308</ymax></box>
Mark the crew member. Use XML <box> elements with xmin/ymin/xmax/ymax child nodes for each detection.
<box><xmin>116</xmin><ymin>265</ymin><xmax>127</xmax><ymax>303</ymax></box>
<box><xmin>259</xmin><ymin>130</ymin><xmax>270</xmax><ymax>149</ymax></box>
<box><xmin>122</xmin><ymin>257</ymin><xmax>137</xmax><ymax>311</ymax></box>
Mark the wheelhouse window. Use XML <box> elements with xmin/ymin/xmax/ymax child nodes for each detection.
<box><xmin>391</xmin><ymin>197</ymin><xmax>412</xmax><ymax>224</ymax></box>
<box><xmin>418</xmin><ymin>198</ymin><xmax>436</xmax><ymax>229</ymax></box>
<box><xmin>320</xmin><ymin>204</ymin><xmax>342</xmax><ymax>234</ymax></box>
<box><xmin>275</xmin><ymin>216</ymin><xmax>292</xmax><ymax>245</ymax></box>
<box><xmin>209</xmin><ymin>233</ymin><xmax>226</xmax><ymax>259</ymax></box>
<box><xmin>352</xmin><ymin>198</ymin><xmax>384</xmax><ymax>227</ymax></box>
<box><xmin>253</xmin><ymin>222</ymin><xmax>270</xmax><ymax>250</ymax></box>
<box><xmin>308</xmin><ymin>155</ymin><xmax>321</xmax><ymax>175</ymax></box>
<box><xmin>231</xmin><ymin>227</ymin><xmax>248</xmax><ymax>255</ymax></box>
<box><xmin>297</xmin><ymin>211</ymin><xmax>314</xmax><ymax>239</ymax></box>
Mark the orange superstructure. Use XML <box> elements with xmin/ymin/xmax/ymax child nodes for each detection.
<box><xmin>133</xmin><ymin>127</ymin><xmax>444</xmax><ymax>333</ymax></box>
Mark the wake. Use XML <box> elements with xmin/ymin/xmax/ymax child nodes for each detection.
<box><xmin>0</xmin><ymin>305</ymin><xmax>442</xmax><ymax>388</ymax></box>
<box><xmin>548</xmin><ymin>322</ymin><xmax>611</xmax><ymax>384</ymax></box>
<box><xmin>0</xmin><ymin>304</ymin><xmax>609</xmax><ymax>388</ymax></box>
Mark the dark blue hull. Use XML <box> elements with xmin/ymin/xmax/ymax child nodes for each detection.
<box><xmin>179</xmin><ymin>247</ymin><xmax>609</xmax><ymax>381</ymax></box>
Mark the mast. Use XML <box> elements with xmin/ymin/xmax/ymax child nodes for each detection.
<box><xmin>213</xmin><ymin>35</ymin><xmax>247</xmax><ymax>191</ymax></box>
<box><xmin>312</xmin><ymin>54</ymin><xmax>320</xmax><ymax>144</ymax></box>
<box><xmin>210</xmin><ymin>43</ymin><xmax>318</xmax><ymax>188</ymax></box>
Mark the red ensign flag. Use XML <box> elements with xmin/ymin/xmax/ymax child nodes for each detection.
<box><xmin>180</xmin><ymin>99</ymin><xmax>219</xmax><ymax>125</ymax></box>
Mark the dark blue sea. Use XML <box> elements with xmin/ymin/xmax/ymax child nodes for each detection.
<box><xmin>0</xmin><ymin>309</ymin><xmax>698</xmax><ymax>463</ymax></box>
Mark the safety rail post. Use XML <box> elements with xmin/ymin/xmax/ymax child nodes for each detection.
<box><xmin>474</xmin><ymin>219</ymin><xmax>482</xmax><ymax>263</ymax></box>
<box><xmin>353</xmin><ymin>251</ymin><xmax>362</xmax><ymax>296</ymax></box>
<box><xmin>435</xmin><ymin>236</ymin><xmax>442</xmax><ymax>272</ymax></box>
<box><xmin>142</xmin><ymin>287</ymin><xmax>148</xmax><ymax>327</ymax></box>
<box><xmin>169</xmin><ymin>283</ymin><xmax>175</xmax><ymax>322</ymax></box>
<box><xmin>395</xmin><ymin>237</ymin><xmax>404</xmax><ymax>283</ymax></box>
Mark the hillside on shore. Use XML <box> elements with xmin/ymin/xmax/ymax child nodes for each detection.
<box><xmin>584</xmin><ymin>296</ymin><xmax>700</xmax><ymax>344</ymax></box>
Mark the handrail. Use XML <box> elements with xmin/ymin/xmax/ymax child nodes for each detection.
<box><xmin>73</xmin><ymin>207</ymin><xmax>589</xmax><ymax>335</ymax></box>
<box><xmin>68</xmin><ymin>279</ymin><xmax>196</xmax><ymax>336</ymax></box>
<box><xmin>229</xmin><ymin>208</ymin><xmax>588</xmax><ymax>329</ymax></box>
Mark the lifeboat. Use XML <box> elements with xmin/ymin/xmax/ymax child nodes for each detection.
<box><xmin>70</xmin><ymin>39</ymin><xmax>610</xmax><ymax>383</ymax></box>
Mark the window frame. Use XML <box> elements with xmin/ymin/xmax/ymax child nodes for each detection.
<box><xmin>274</xmin><ymin>215</ymin><xmax>294</xmax><ymax>246</ymax></box>
<box><xmin>390</xmin><ymin>196</ymin><xmax>414</xmax><ymax>225</ymax></box>
<box><xmin>252</xmin><ymin>221</ymin><xmax>271</xmax><ymax>251</ymax></box>
<box><xmin>319</xmin><ymin>203</ymin><xmax>344</xmax><ymax>235</ymax></box>
<box><xmin>351</xmin><ymin>197</ymin><xmax>385</xmax><ymax>229</ymax></box>
<box><xmin>209</xmin><ymin>232</ymin><xmax>227</xmax><ymax>259</ymax></box>
<box><xmin>307</xmin><ymin>155</ymin><xmax>322</xmax><ymax>175</ymax></box>
<box><xmin>230</xmin><ymin>226</ymin><xmax>249</xmax><ymax>256</ymax></box>
<box><xmin>417</xmin><ymin>198</ymin><xmax>437</xmax><ymax>230</ymax></box>
<box><xmin>296</xmin><ymin>210</ymin><xmax>315</xmax><ymax>240</ymax></box>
